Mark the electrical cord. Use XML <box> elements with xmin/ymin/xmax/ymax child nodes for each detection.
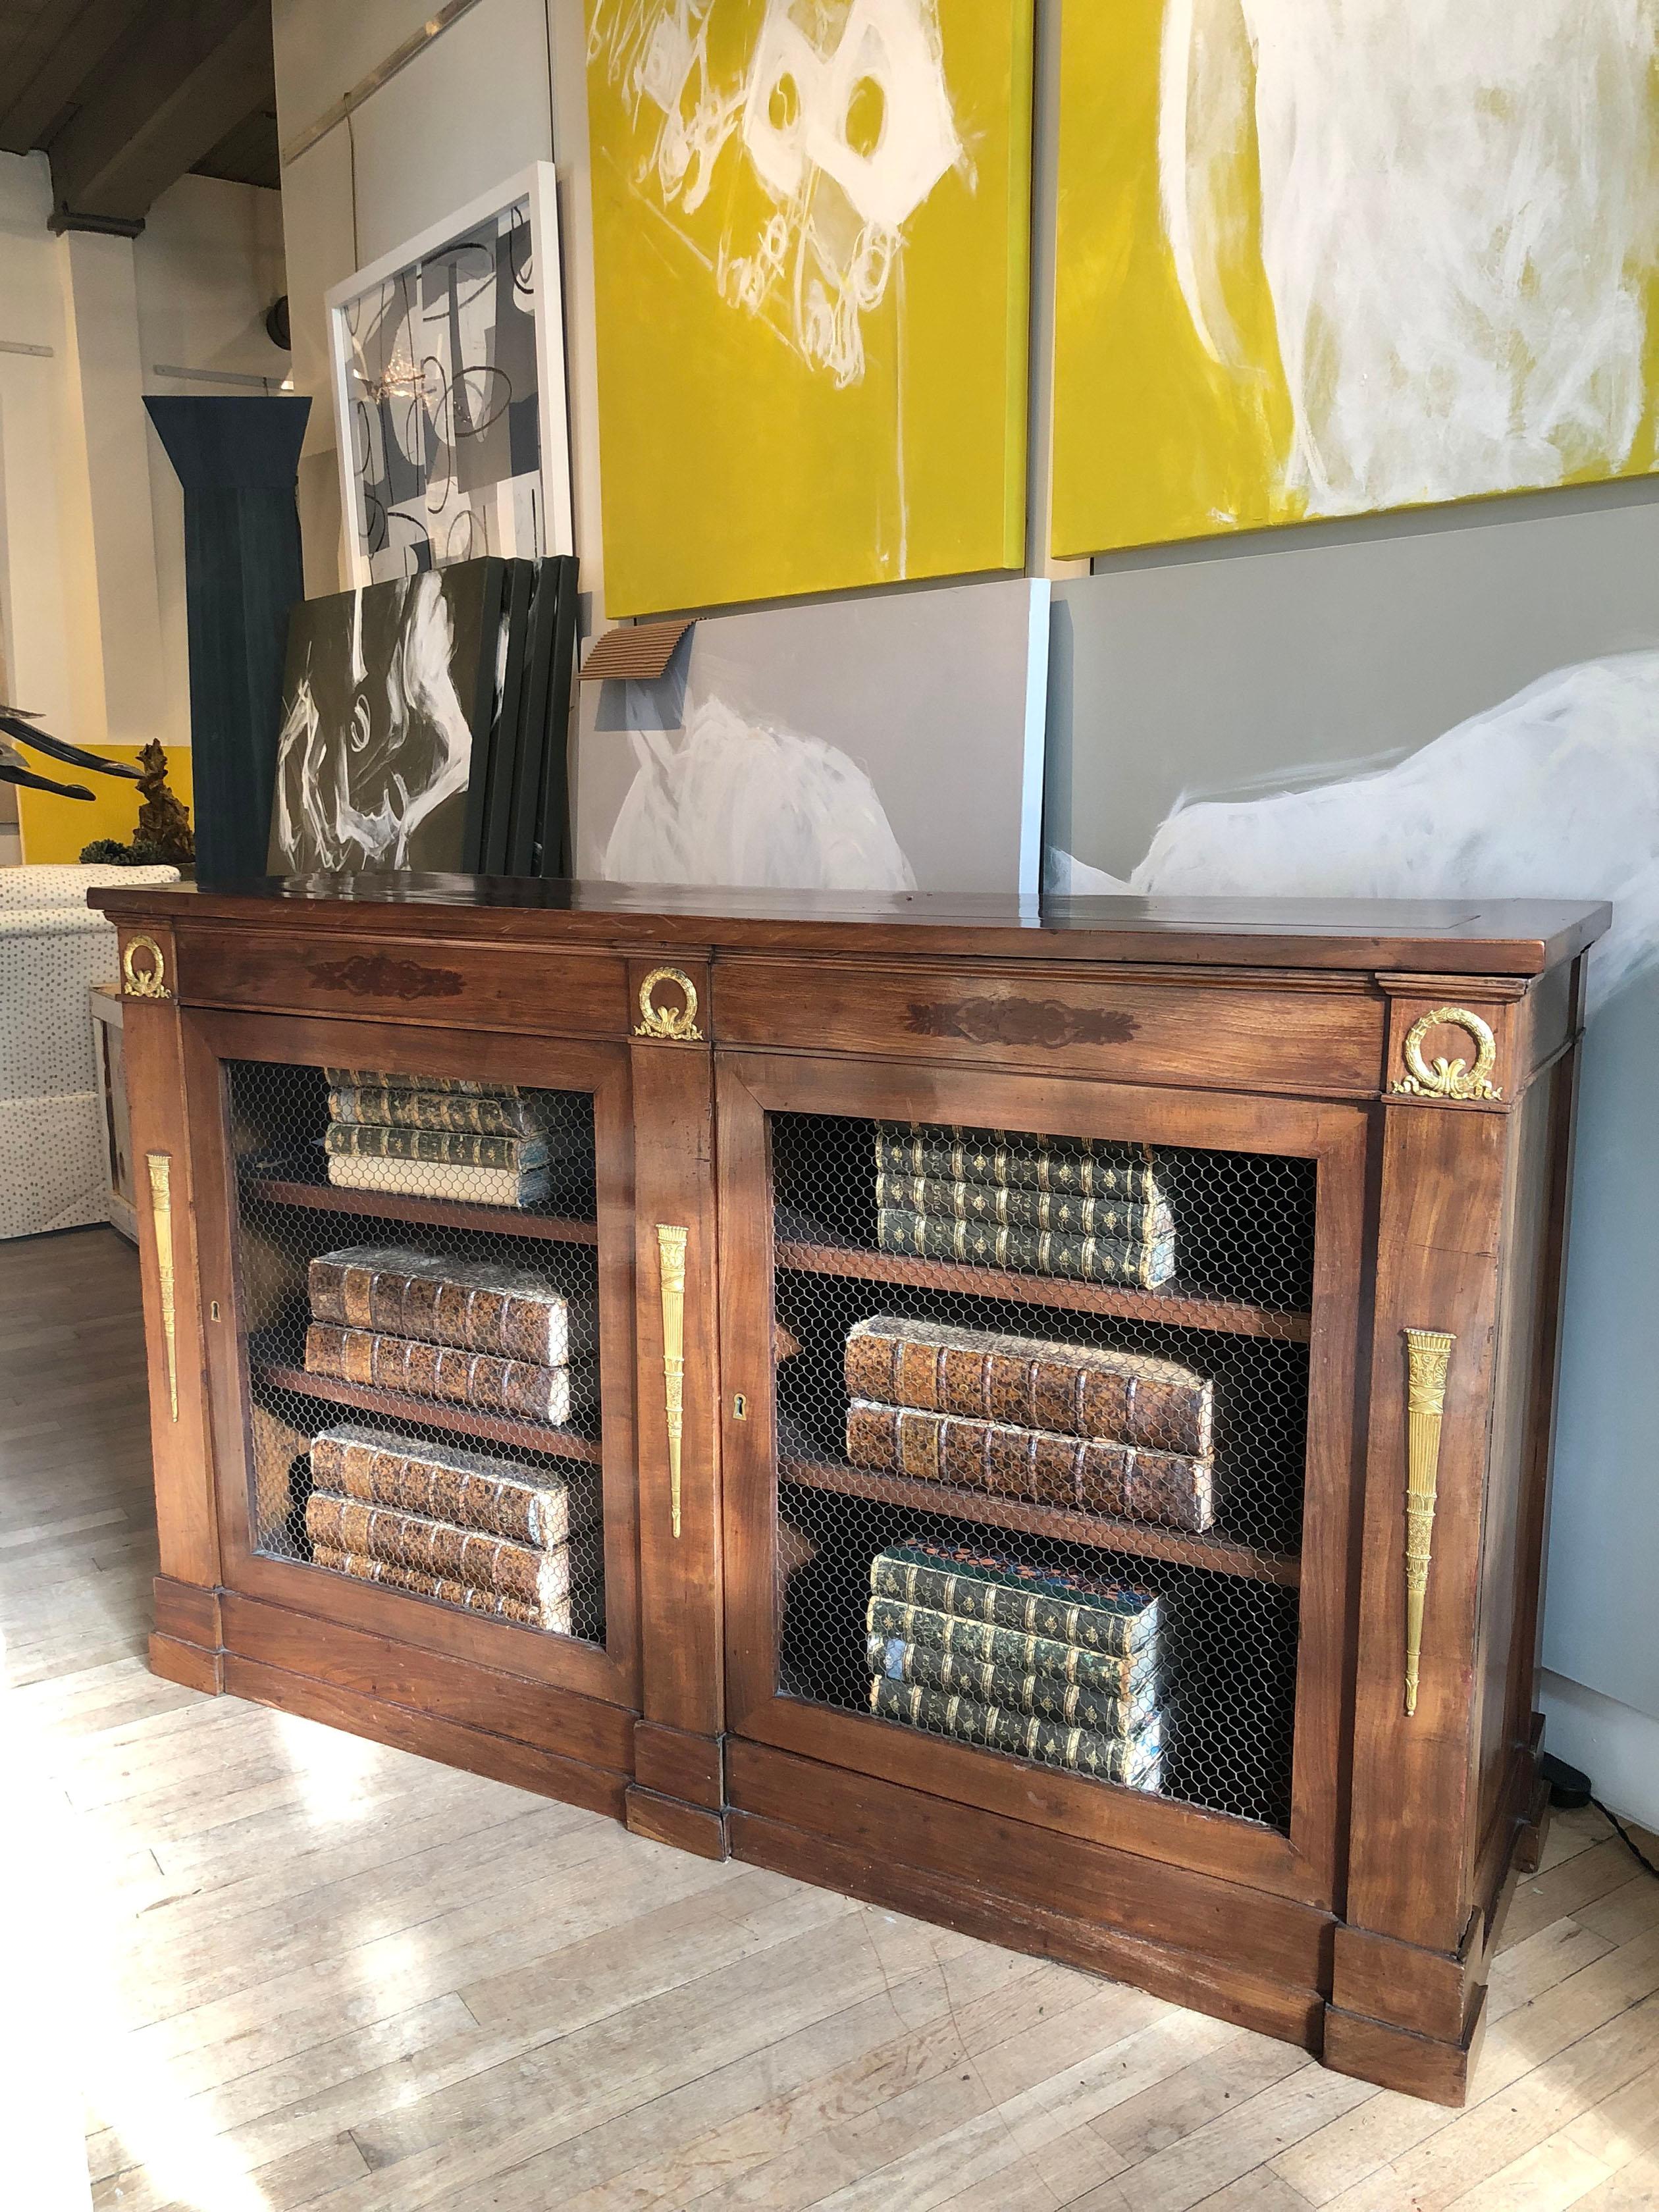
<box><xmin>1593</xmin><ymin>1797</ymin><xmax>1659</xmax><ymax>1881</ymax></box>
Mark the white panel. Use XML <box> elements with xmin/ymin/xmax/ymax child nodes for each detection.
<box><xmin>350</xmin><ymin>0</ymin><xmax>554</xmax><ymax>265</ymax></box>
<box><xmin>273</xmin><ymin>0</ymin><xmax>445</xmax><ymax>149</ymax></box>
<box><xmin>1539</xmin><ymin>1673</ymin><xmax>1659</xmax><ymax>1831</ymax></box>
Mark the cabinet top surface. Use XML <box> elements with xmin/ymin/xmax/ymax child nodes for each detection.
<box><xmin>87</xmin><ymin>877</ymin><xmax>1608</xmax><ymax>975</ymax></box>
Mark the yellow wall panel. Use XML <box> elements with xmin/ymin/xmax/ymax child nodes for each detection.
<box><xmin>585</xmin><ymin>1</ymin><xmax>1032</xmax><ymax>615</ymax></box>
<box><xmin>16</xmin><ymin>747</ymin><xmax>195</xmax><ymax>866</ymax></box>
<box><xmin>1052</xmin><ymin>0</ymin><xmax>1659</xmax><ymax>560</ymax></box>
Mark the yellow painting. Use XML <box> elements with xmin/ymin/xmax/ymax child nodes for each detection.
<box><xmin>17</xmin><ymin>747</ymin><xmax>194</xmax><ymax>866</ymax></box>
<box><xmin>1051</xmin><ymin>0</ymin><xmax>1659</xmax><ymax>559</ymax></box>
<box><xmin>585</xmin><ymin>0</ymin><xmax>1032</xmax><ymax>615</ymax></box>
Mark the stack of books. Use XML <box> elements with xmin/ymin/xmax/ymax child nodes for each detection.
<box><xmin>844</xmin><ymin>1315</ymin><xmax>1217</xmax><ymax>1532</ymax></box>
<box><xmin>864</xmin><ymin>1540</ymin><xmax>1165</xmax><ymax>1789</ymax></box>
<box><xmin>303</xmin><ymin>1242</ymin><xmax>593</xmax><ymax>1425</ymax></box>
<box><xmin>322</xmin><ymin>1069</ymin><xmax>562</xmax><ymax>1209</ymax></box>
<box><xmin>304</xmin><ymin>1423</ymin><xmax>600</xmax><ymax>1633</ymax></box>
<box><xmin>872</xmin><ymin>1123</ymin><xmax>1176</xmax><ymax>1288</ymax></box>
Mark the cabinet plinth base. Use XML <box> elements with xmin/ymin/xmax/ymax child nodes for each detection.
<box><xmin>729</xmin><ymin>1808</ymin><xmax>1325</xmax><ymax>2051</ymax></box>
<box><xmin>627</xmin><ymin>1787</ymin><xmax>729</xmax><ymax>1859</ymax></box>
<box><xmin>1323</xmin><ymin>1991</ymin><xmax>1488</xmax><ymax>2106</ymax></box>
<box><xmin>149</xmin><ymin>1631</ymin><xmax>224</xmax><ymax>1695</ymax></box>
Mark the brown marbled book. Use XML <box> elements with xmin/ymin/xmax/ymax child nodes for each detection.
<box><xmin>309</xmin><ymin>1544</ymin><xmax>597</xmax><ymax>1633</ymax></box>
<box><xmin>309</xmin><ymin>1424</ymin><xmax>598</xmax><ymax>1548</ymax></box>
<box><xmin>305</xmin><ymin>1494</ymin><xmax>587</xmax><ymax>1626</ymax></box>
<box><xmin>846</xmin><ymin>1399</ymin><xmax>1215</xmax><ymax>1531</ymax></box>
<box><xmin>302</xmin><ymin>1322</ymin><xmax>576</xmax><ymax>1424</ymax></box>
<box><xmin>845</xmin><ymin>1315</ymin><xmax>1212</xmax><ymax>1458</ymax></box>
<box><xmin>309</xmin><ymin>1245</ymin><xmax>592</xmax><ymax>1365</ymax></box>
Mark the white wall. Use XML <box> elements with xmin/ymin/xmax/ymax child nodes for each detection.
<box><xmin>0</xmin><ymin>151</ymin><xmax>287</xmax><ymax>785</ymax></box>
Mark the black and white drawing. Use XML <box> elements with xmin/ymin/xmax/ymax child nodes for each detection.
<box><xmin>267</xmin><ymin>562</ymin><xmax>504</xmax><ymax>875</ymax></box>
<box><xmin>327</xmin><ymin>165</ymin><xmax>573</xmax><ymax>585</ymax></box>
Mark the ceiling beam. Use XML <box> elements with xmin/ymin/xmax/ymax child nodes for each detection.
<box><xmin>47</xmin><ymin>0</ymin><xmax>272</xmax><ymax>230</ymax></box>
<box><xmin>0</xmin><ymin>0</ymin><xmax>151</xmax><ymax>158</ymax></box>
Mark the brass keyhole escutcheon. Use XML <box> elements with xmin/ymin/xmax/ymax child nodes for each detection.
<box><xmin>635</xmin><ymin>966</ymin><xmax>702</xmax><ymax>1041</ymax></box>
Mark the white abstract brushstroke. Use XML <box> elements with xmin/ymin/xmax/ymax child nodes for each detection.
<box><xmin>590</xmin><ymin>0</ymin><xmax>963</xmax><ymax>390</ymax></box>
<box><xmin>1161</xmin><ymin>0</ymin><xmax>1659</xmax><ymax>513</ymax></box>
<box><xmin>601</xmin><ymin>694</ymin><xmax>916</xmax><ymax>893</ymax></box>
<box><xmin>272</xmin><ymin>575</ymin><xmax>474</xmax><ymax>873</ymax></box>
<box><xmin>1124</xmin><ymin>652</ymin><xmax>1659</xmax><ymax>1007</ymax></box>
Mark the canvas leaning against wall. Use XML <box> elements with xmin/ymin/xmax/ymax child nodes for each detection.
<box><xmin>1049</xmin><ymin>0</ymin><xmax>1659</xmax><ymax>558</ymax></box>
<box><xmin>327</xmin><ymin>165</ymin><xmax>574</xmax><ymax>585</ymax></box>
<box><xmin>573</xmin><ymin>577</ymin><xmax>1051</xmax><ymax>895</ymax></box>
<box><xmin>268</xmin><ymin>562</ymin><xmax>506</xmax><ymax>875</ymax></box>
<box><xmin>584</xmin><ymin>0</ymin><xmax>1034</xmax><ymax>614</ymax></box>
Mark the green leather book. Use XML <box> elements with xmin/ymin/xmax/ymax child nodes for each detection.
<box><xmin>866</xmin><ymin>1634</ymin><xmax>1160</xmax><ymax>1737</ymax></box>
<box><xmin>877</xmin><ymin>1207</ymin><xmax>1176</xmax><ymax>1288</ymax></box>
<box><xmin>874</xmin><ymin>1124</ymin><xmax>1164</xmax><ymax>1203</ymax></box>
<box><xmin>869</xmin><ymin>1541</ymin><xmax>1161</xmax><ymax>1656</ymax></box>
<box><xmin>865</xmin><ymin>1594</ymin><xmax>1159</xmax><ymax>1695</ymax></box>
<box><xmin>869</xmin><ymin>1674</ymin><xmax>1164</xmax><ymax>1787</ymax></box>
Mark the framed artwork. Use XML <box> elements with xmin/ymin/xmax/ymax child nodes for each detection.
<box><xmin>584</xmin><ymin>0</ymin><xmax>1034</xmax><ymax>614</ymax></box>
<box><xmin>326</xmin><ymin>165</ymin><xmax>574</xmax><ymax>585</ymax></box>
<box><xmin>267</xmin><ymin>561</ymin><xmax>506</xmax><ymax>874</ymax></box>
<box><xmin>573</xmin><ymin>577</ymin><xmax>1050</xmax><ymax>894</ymax></box>
<box><xmin>1050</xmin><ymin>1</ymin><xmax>1659</xmax><ymax>558</ymax></box>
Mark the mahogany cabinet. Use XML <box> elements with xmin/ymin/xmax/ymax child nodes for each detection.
<box><xmin>88</xmin><ymin>878</ymin><xmax>1608</xmax><ymax>2105</ymax></box>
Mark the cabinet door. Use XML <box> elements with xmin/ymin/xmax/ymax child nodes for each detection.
<box><xmin>183</xmin><ymin>1007</ymin><xmax>639</xmax><ymax>1714</ymax></box>
<box><xmin>718</xmin><ymin>1052</ymin><xmax>1368</xmax><ymax>1910</ymax></box>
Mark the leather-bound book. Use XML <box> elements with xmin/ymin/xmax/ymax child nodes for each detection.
<box><xmin>868</xmin><ymin>1675</ymin><xmax>1164</xmax><ymax>1788</ymax></box>
<box><xmin>309</xmin><ymin>1544</ymin><xmax>598</xmax><ymax>1635</ymax></box>
<box><xmin>303</xmin><ymin>1322</ymin><xmax>576</xmax><ymax>1423</ymax></box>
<box><xmin>866</xmin><ymin>1633</ymin><xmax>1161</xmax><ymax>1737</ymax></box>
<box><xmin>309</xmin><ymin>1424</ymin><xmax>599</xmax><ymax>1548</ymax></box>
<box><xmin>875</xmin><ymin>1124</ymin><xmax>1165</xmax><ymax>1203</ymax></box>
<box><xmin>305</xmin><ymin>1494</ymin><xmax>587</xmax><ymax>1626</ymax></box>
<box><xmin>327</xmin><ymin>1086</ymin><xmax>550</xmax><ymax>1138</ymax></box>
<box><xmin>323</xmin><ymin>1122</ymin><xmax>550</xmax><ymax>1170</ymax></box>
<box><xmin>875</xmin><ymin>1172</ymin><xmax>1171</xmax><ymax>1243</ymax></box>
<box><xmin>846</xmin><ymin>1399</ymin><xmax>1215</xmax><ymax>1531</ymax></box>
<box><xmin>324</xmin><ymin>1155</ymin><xmax>551</xmax><ymax>1207</ymax></box>
<box><xmin>868</xmin><ymin>1541</ymin><xmax>1161</xmax><ymax>1656</ymax></box>
<box><xmin>323</xmin><ymin>1068</ymin><xmax>519</xmax><ymax>1097</ymax></box>
<box><xmin>845</xmin><ymin>1315</ymin><xmax>1212</xmax><ymax>1457</ymax></box>
<box><xmin>866</xmin><ymin>1593</ymin><xmax>1159</xmax><ymax>1695</ymax></box>
<box><xmin>876</xmin><ymin>1208</ymin><xmax>1176</xmax><ymax>1288</ymax></box>
<box><xmin>309</xmin><ymin>1246</ymin><xmax>593</xmax><ymax>1365</ymax></box>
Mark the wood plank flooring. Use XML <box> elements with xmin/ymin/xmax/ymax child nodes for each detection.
<box><xmin>3</xmin><ymin>1226</ymin><xmax>1657</xmax><ymax>2212</ymax></box>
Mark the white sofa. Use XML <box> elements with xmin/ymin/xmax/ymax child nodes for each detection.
<box><xmin>0</xmin><ymin>864</ymin><xmax>179</xmax><ymax>1240</ymax></box>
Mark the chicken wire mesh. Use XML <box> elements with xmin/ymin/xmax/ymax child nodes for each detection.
<box><xmin>228</xmin><ymin>1059</ymin><xmax>606</xmax><ymax>1645</ymax></box>
<box><xmin>771</xmin><ymin>1113</ymin><xmax>1316</xmax><ymax>1830</ymax></box>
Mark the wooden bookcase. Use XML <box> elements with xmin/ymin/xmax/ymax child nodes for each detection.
<box><xmin>89</xmin><ymin>879</ymin><xmax>1608</xmax><ymax>2105</ymax></box>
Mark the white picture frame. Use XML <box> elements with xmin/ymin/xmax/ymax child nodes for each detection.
<box><xmin>325</xmin><ymin>162</ymin><xmax>574</xmax><ymax>587</ymax></box>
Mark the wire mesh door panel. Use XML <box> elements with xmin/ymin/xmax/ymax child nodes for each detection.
<box><xmin>193</xmin><ymin>1018</ymin><xmax>639</xmax><ymax>1701</ymax></box>
<box><xmin>720</xmin><ymin>1054</ymin><xmax>1366</xmax><ymax>1899</ymax></box>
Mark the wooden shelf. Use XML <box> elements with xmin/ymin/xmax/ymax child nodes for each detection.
<box><xmin>248</xmin><ymin>1174</ymin><xmax>598</xmax><ymax>1247</ymax></box>
<box><xmin>779</xmin><ymin>1457</ymin><xmax>1300</xmax><ymax>1586</ymax></box>
<box><xmin>775</xmin><ymin>1239</ymin><xmax>1310</xmax><ymax>1342</ymax></box>
<box><xmin>254</xmin><ymin>1360</ymin><xmax>603</xmax><ymax>1462</ymax></box>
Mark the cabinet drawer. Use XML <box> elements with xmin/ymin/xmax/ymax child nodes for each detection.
<box><xmin>174</xmin><ymin>927</ymin><xmax>627</xmax><ymax>1038</ymax></box>
<box><xmin>714</xmin><ymin>958</ymin><xmax>1386</xmax><ymax>1097</ymax></box>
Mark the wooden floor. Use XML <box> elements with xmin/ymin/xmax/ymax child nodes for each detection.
<box><xmin>3</xmin><ymin>1227</ymin><xmax>1658</xmax><ymax>2212</ymax></box>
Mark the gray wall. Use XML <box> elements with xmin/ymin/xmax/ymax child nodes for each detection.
<box><xmin>1048</xmin><ymin>494</ymin><xmax>1659</xmax><ymax>880</ymax></box>
<box><xmin>1046</xmin><ymin>489</ymin><xmax>1659</xmax><ymax>1749</ymax></box>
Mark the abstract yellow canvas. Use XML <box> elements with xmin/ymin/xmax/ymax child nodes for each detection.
<box><xmin>585</xmin><ymin>0</ymin><xmax>1032</xmax><ymax>615</ymax></box>
<box><xmin>1051</xmin><ymin>0</ymin><xmax>1659</xmax><ymax>558</ymax></box>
